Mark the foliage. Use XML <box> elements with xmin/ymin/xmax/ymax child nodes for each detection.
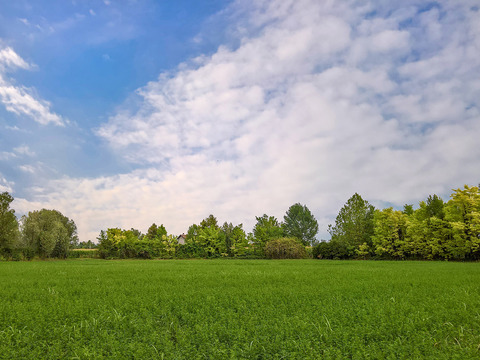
<box><xmin>282</xmin><ymin>203</ymin><xmax>318</xmax><ymax>246</ymax></box>
<box><xmin>252</xmin><ymin>214</ymin><xmax>284</xmax><ymax>254</ymax></box>
<box><xmin>0</xmin><ymin>192</ymin><xmax>20</xmax><ymax>258</ymax></box>
<box><xmin>328</xmin><ymin>193</ymin><xmax>375</xmax><ymax>257</ymax></box>
<box><xmin>264</xmin><ymin>237</ymin><xmax>308</xmax><ymax>259</ymax></box>
<box><xmin>75</xmin><ymin>240</ymin><xmax>97</xmax><ymax>249</ymax></box>
<box><xmin>20</xmin><ymin>209</ymin><xmax>78</xmax><ymax>258</ymax></box>
<box><xmin>312</xmin><ymin>240</ymin><xmax>350</xmax><ymax>259</ymax></box>
<box><xmin>371</xmin><ymin>208</ymin><xmax>409</xmax><ymax>259</ymax></box>
<box><xmin>145</xmin><ymin>223</ymin><xmax>167</xmax><ymax>240</ymax></box>
<box><xmin>318</xmin><ymin>186</ymin><xmax>480</xmax><ymax>261</ymax></box>
<box><xmin>97</xmin><ymin>227</ymin><xmax>179</xmax><ymax>259</ymax></box>
<box><xmin>68</xmin><ymin>249</ymin><xmax>98</xmax><ymax>258</ymax></box>
<box><xmin>200</xmin><ymin>214</ymin><xmax>219</xmax><ymax>229</ymax></box>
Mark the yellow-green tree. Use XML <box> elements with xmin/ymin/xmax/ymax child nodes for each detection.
<box><xmin>372</xmin><ymin>208</ymin><xmax>408</xmax><ymax>259</ymax></box>
<box><xmin>444</xmin><ymin>185</ymin><xmax>480</xmax><ymax>260</ymax></box>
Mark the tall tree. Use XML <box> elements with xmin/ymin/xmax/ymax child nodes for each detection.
<box><xmin>221</xmin><ymin>222</ymin><xmax>248</xmax><ymax>256</ymax></box>
<box><xmin>328</xmin><ymin>193</ymin><xmax>375</xmax><ymax>256</ymax></box>
<box><xmin>0</xmin><ymin>192</ymin><xmax>20</xmax><ymax>256</ymax></box>
<box><xmin>282</xmin><ymin>203</ymin><xmax>318</xmax><ymax>246</ymax></box>
<box><xmin>372</xmin><ymin>208</ymin><xmax>409</xmax><ymax>259</ymax></box>
<box><xmin>145</xmin><ymin>223</ymin><xmax>167</xmax><ymax>240</ymax></box>
<box><xmin>425</xmin><ymin>194</ymin><xmax>445</xmax><ymax>219</ymax></box>
<box><xmin>200</xmin><ymin>214</ymin><xmax>219</xmax><ymax>229</ymax></box>
<box><xmin>444</xmin><ymin>185</ymin><xmax>480</xmax><ymax>259</ymax></box>
<box><xmin>21</xmin><ymin>209</ymin><xmax>77</xmax><ymax>258</ymax></box>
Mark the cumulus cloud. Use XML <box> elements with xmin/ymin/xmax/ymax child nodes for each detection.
<box><xmin>16</xmin><ymin>0</ymin><xmax>480</xmax><ymax>241</ymax></box>
<box><xmin>0</xmin><ymin>46</ymin><xmax>64</xmax><ymax>126</ymax></box>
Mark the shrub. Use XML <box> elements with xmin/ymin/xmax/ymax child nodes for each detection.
<box><xmin>312</xmin><ymin>240</ymin><xmax>352</xmax><ymax>259</ymax></box>
<box><xmin>68</xmin><ymin>249</ymin><xmax>98</xmax><ymax>259</ymax></box>
<box><xmin>264</xmin><ymin>237</ymin><xmax>307</xmax><ymax>259</ymax></box>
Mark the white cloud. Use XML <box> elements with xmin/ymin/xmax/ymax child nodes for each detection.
<box><xmin>13</xmin><ymin>145</ymin><xmax>35</xmax><ymax>157</ymax></box>
<box><xmin>0</xmin><ymin>176</ymin><xmax>14</xmax><ymax>193</ymax></box>
<box><xmin>0</xmin><ymin>151</ymin><xmax>17</xmax><ymax>161</ymax></box>
<box><xmin>18</xmin><ymin>164</ymin><xmax>36</xmax><ymax>174</ymax></box>
<box><xmin>0</xmin><ymin>47</ymin><xmax>31</xmax><ymax>70</ymax></box>
<box><xmin>16</xmin><ymin>0</ymin><xmax>480</xmax><ymax>241</ymax></box>
<box><xmin>0</xmin><ymin>46</ymin><xmax>64</xmax><ymax>126</ymax></box>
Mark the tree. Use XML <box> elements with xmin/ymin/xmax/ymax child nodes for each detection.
<box><xmin>145</xmin><ymin>223</ymin><xmax>167</xmax><ymax>240</ymax></box>
<box><xmin>264</xmin><ymin>238</ymin><xmax>307</xmax><ymax>259</ymax></box>
<box><xmin>328</xmin><ymin>193</ymin><xmax>375</xmax><ymax>257</ymax></box>
<box><xmin>403</xmin><ymin>204</ymin><xmax>414</xmax><ymax>216</ymax></box>
<box><xmin>371</xmin><ymin>208</ymin><xmax>409</xmax><ymax>259</ymax></box>
<box><xmin>406</xmin><ymin>199</ymin><xmax>450</xmax><ymax>260</ymax></box>
<box><xmin>282</xmin><ymin>203</ymin><xmax>318</xmax><ymax>246</ymax></box>
<box><xmin>0</xmin><ymin>192</ymin><xmax>20</xmax><ymax>257</ymax></box>
<box><xmin>252</xmin><ymin>214</ymin><xmax>284</xmax><ymax>253</ymax></box>
<box><xmin>444</xmin><ymin>185</ymin><xmax>480</xmax><ymax>260</ymax></box>
<box><xmin>221</xmin><ymin>222</ymin><xmax>249</xmax><ymax>257</ymax></box>
<box><xmin>21</xmin><ymin>209</ymin><xmax>78</xmax><ymax>258</ymax></box>
<box><xmin>425</xmin><ymin>194</ymin><xmax>445</xmax><ymax>219</ymax></box>
<box><xmin>200</xmin><ymin>214</ymin><xmax>219</xmax><ymax>229</ymax></box>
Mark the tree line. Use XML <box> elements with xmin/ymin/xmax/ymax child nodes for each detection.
<box><xmin>96</xmin><ymin>203</ymin><xmax>318</xmax><ymax>259</ymax></box>
<box><xmin>1</xmin><ymin>184</ymin><xmax>479</xmax><ymax>260</ymax></box>
<box><xmin>318</xmin><ymin>185</ymin><xmax>480</xmax><ymax>261</ymax></box>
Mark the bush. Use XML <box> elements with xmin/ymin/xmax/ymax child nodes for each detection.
<box><xmin>264</xmin><ymin>238</ymin><xmax>307</xmax><ymax>259</ymax></box>
<box><xmin>312</xmin><ymin>240</ymin><xmax>352</xmax><ymax>259</ymax></box>
<box><xmin>68</xmin><ymin>249</ymin><xmax>98</xmax><ymax>259</ymax></box>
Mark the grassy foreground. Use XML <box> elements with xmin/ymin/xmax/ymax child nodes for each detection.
<box><xmin>0</xmin><ymin>260</ymin><xmax>479</xmax><ymax>359</ymax></box>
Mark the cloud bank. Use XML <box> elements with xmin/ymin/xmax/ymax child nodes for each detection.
<box><xmin>14</xmin><ymin>0</ymin><xmax>480</xmax><ymax>242</ymax></box>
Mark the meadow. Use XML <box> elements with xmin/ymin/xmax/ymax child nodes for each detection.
<box><xmin>0</xmin><ymin>260</ymin><xmax>479</xmax><ymax>359</ymax></box>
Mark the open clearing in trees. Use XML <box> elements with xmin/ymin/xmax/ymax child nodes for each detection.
<box><xmin>1</xmin><ymin>259</ymin><xmax>479</xmax><ymax>359</ymax></box>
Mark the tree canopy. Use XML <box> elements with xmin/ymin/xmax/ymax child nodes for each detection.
<box><xmin>282</xmin><ymin>203</ymin><xmax>318</xmax><ymax>246</ymax></box>
<box><xmin>21</xmin><ymin>209</ymin><xmax>78</xmax><ymax>258</ymax></box>
<box><xmin>327</xmin><ymin>193</ymin><xmax>375</xmax><ymax>256</ymax></box>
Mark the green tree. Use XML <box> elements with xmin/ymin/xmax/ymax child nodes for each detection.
<box><xmin>328</xmin><ymin>193</ymin><xmax>375</xmax><ymax>257</ymax></box>
<box><xmin>197</xmin><ymin>225</ymin><xmax>224</xmax><ymax>257</ymax></box>
<box><xmin>406</xmin><ymin>200</ymin><xmax>451</xmax><ymax>260</ymax></box>
<box><xmin>200</xmin><ymin>214</ymin><xmax>219</xmax><ymax>229</ymax></box>
<box><xmin>444</xmin><ymin>185</ymin><xmax>480</xmax><ymax>260</ymax></box>
<box><xmin>252</xmin><ymin>214</ymin><xmax>284</xmax><ymax>254</ymax></box>
<box><xmin>0</xmin><ymin>192</ymin><xmax>20</xmax><ymax>257</ymax></box>
<box><xmin>145</xmin><ymin>223</ymin><xmax>167</xmax><ymax>240</ymax></box>
<box><xmin>221</xmin><ymin>222</ymin><xmax>249</xmax><ymax>257</ymax></box>
<box><xmin>425</xmin><ymin>194</ymin><xmax>445</xmax><ymax>219</ymax></box>
<box><xmin>282</xmin><ymin>203</ymin><xmax>318</xmax><ymax>246</ymax></box>
<box><xmin>403</xmin><ymin>204</ymin><xmax>414</xmax><ymax>216</ymax></box>
<box><xmin>372</xmin><ymin>208</ymin><xmax>409</xmax><ymax>259</ymax></box>
<box><xmin>21</xmin><ymin>209</ymin><xmax>77</xmax><ymax>258</ymax></box>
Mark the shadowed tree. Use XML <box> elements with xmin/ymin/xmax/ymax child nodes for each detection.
<box><xmin>0</xmin><ymin>192</ymin><xmax>20</xmax><ymax>256</ymax></box>
<box><xmin>328</xmin><ymin>193</ymin><xmax>375</xmax><ymax>257</ymax></box>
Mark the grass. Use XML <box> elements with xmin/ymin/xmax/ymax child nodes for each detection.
<box><xmin>0</xmin><ymin>259</ymin><xmax>479</xmax><ymax>359</ymax></box>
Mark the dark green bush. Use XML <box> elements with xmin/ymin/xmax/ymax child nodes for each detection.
<box><xmin>312</xmin><ymin>241</ymin><xmax>351</xmax><ymax>259</ymax></box>
<box><xmin>264</xmin><ymin>237</ymin><xmax>307</xmax><ymax>259</ymax></box>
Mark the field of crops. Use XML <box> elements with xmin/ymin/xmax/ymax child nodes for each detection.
<box><xmin>0</xmin><ymin>260</ymin><xmax>479</xmax><ymax>359</ymax></box>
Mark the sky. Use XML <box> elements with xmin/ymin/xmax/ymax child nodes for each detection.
<box><xmin>0</xmin><ymin>0</ymin><xmax>479</xmax><ymax>242</ymax></box>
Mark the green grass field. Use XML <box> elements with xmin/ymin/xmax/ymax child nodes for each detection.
<box><xmin>0</xmin><ymin>260</ymin><xmax>479</xmax><ymax>359</ymax></box>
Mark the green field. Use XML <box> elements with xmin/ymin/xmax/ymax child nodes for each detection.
<box><xmin>0</xmin><ymin>260</ymin><xmax>479</xmax><ymax>359</ymax></box>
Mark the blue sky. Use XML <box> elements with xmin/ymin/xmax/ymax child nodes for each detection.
<box><xmin>1</xmin><ymin>0</ymin><xmax>479</xmax><ymax>242</ymax></box>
